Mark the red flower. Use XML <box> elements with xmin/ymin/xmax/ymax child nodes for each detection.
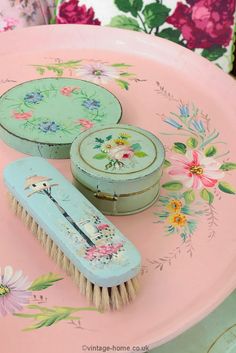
<box><xmin>12</xmin><ymin>111</ymin><xmax>33</xmax><ymax>120</ymax></box>
<box><xmin>56</xmin><ymin>0</ymin><xmax>101</xmax><ymax>25</ymax></box>
<box><xmin>166</xmin><ymin>0</ymin><xmax>235</xmax><ymax>49</ymax></box>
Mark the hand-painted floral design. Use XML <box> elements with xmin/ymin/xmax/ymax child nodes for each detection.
<box><xmin>32</xmin><ymin>59</ymin><xmax>138</xmax><ymax>90</ymax></box>
<box><xmin>76</xmin><ymin>118</ymin><xmax>94</xmax><ymax>130</ymax></box>
<box><xmin>93</xmin><ymin>132</ymin><xmax>148</xmax><ymax>170</ymax></box>
<box><xmin>56</xmin><ymin>0</ymin><xmax>101</xmax><ymax>25</ymax></box>
<box><xmin>0</xmin><ymin>268</ymin><xmax>97</xmax><ymax>330</ymax></box>
<box><xmin>12</xmin><ymin>111</ymin><xmax>33</xmax><ymax>120</ymax></box>
<box><xmin>38</xmin><ymin>121</ymin><xmax>61</xmax><ymax>133</ymax></box>
<box><xmin>76</xmin><ymin>62</ymin><xmax>120</xmax><ymax>85</ymax></box>
<box><xmin>82</xmin><ymin>98</ymin><xmax>100</xmax><ymax>110</ymax></box>
<box><xmin>0</xmin><ymin>17</ymin><xmax>18</xmax><ymax>32</ymax></box>
<box><xmin>5</xmin><ymin>79</ymin><xmax>109</xmax><ymax>136</ymax></box>
<box><xmin>60</xmin><ymin>86</ymin><xmax>80</xmax><ymax>96</ymax></box>
<box><xmin>85</xmin><ymin>243</ymin><xmax>124</xmax><ymax>261</ymax></box>
<box><xmin>155</xmin><ymin>194</ymin><xmax>203</xmax><ymax>241</ymax></box>
<box><xmin>0</xmin><ymin>266</ymin><xmax>31</xmax><ymax>316</ymax></box>
<box><xmin>24</xmin><ymin>91</ymin><xmax>44</xmax><ymax>105</ymax></box>
<box><xmin>169</xmin><ymin>150</ymin><xmax>225</xmax><ymax>189</ymax></box>
<box><xmin>151</xmin><ymin>101</ymin><xmax>236</xmax><ymax>270</ymax></box>
<box><xmin>109</xmin><ymin>0</ymin><xmax>235</xmax><ymax>66</ymax></box>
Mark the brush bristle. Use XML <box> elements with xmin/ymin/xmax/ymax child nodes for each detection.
<box><xmin>7</xmin><ymin>192</ymin><xmax>140</xmax><ymax>311</ymax></box>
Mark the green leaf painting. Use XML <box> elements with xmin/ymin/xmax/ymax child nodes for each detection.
<box><xmin>162</xmin><ymin>181</ymin><xmax>183</xmax><ymax>191</ymax></box>
<box><xmin>220</xmin><ymin>163</ymin><xmax>236</xmax><ymax>171</ymax></box>
<box><xmin>183</xmin><ymin>190</ymin><xmax>195</xmax><ymax>204</ymax></box>
<box><xmin>28</xmin><ymin>273</ymin><xmax>63</xmax><ymax>291</ymax></box>
<box><xmin>200</xmin><ymin>189</ymin><xmax>214</xmax><ymax>204</ymax></box>
<box><xmin>218</xmin><ymin>182</ymin><xmax>236</xmax><ymax>194</ymax></box>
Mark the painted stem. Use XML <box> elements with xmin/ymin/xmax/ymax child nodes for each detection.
<box><xmin>43</xmin><ymin>189</ymin><xmax>95</xmax><ymax>247</ymax></box>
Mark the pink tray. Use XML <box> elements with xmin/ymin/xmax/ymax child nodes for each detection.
<box><xmin>0</xmin><ymin>25</ymin><xmax>236</xmax><ymax>352</ymax></box>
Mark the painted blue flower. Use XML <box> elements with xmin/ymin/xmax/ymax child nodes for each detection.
<box><xmin>164</xmin><ymin>117</ymin><xmax>182</xmax><ymax>129</ymax></box>
<box><xmin>192</xmin><ymin>120</ymin><xmax>205</xmax><ymax>134</ymax></box>
<box><xmin>82</xmin><ymin>99</ymin><xmax>101</xmax><ymax>110</ymax></box>
<box><xmin>24</xmin><ymin>91</ymin><xmax>44</xmax><ymax>104</ymax></box>
<box><xmin>38</xmin><ymin>121</ymin><xmax>60</xmax><ymax>133</ymax></box>
<box><xmin>179</xmin><ymin>104</ymin><xmax>189</xmax><ymax>118</ymax></box>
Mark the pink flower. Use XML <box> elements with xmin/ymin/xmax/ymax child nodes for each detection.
<box><xmin>97</xmin><ymin>223</ymin><xmax>109</xmax><ymax>231</ymax></box>
<box><xmin>60</xmin><ymin>86</ymin><xmax>79</xmax><ymax>96</ymax></box>
<box><xmin>12</xmin><ymin>111</ymin><xmax>33</xmax><ymax>120</ymax></box>
<box><xmin>56</xmin><ymin>0</ymin><xmax>101</xmax><ymax>25</ymax></box>
<box><xmin>76</xmin><ymin>62</ymin><xmax>120</xmax><ymax>84</ymax></box>
<box><xmin>0</xmin><ymin>18</ymin><xmax>18</xmax><ymax>32</ymax></box>
<box><xmin>169</xmin><ymin>149</ymin><xmax>225</xmax><ymax>189</ymax></box>
<box><xmin>76</xmin><ymin>118</ymin><xmax>94</xmax><ymax>130</ymax></box>
<box><xmin>108</xmin><ymin>145</ymin><xmax>134</xmax><ymax>161</ymax></box>
<box><xmin>166</xmin><ymin>0</ymin><xmax>235</xmax><ymax>49</ymax></box>
<box><xmin>0</xmin><ymin>266</ymin><xmax>31</xmax><ymax>317</ymax></box>
<box><xmin>85</xmin><ymin>243</ymin><xmax>123</xmax><ymax>261</ymax></box>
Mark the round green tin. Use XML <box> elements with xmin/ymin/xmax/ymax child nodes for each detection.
<box><xmin>0</xmin><ymin>78</ymin><xmax>122</xmax><ymax>159</ymax></box>
<box><xmin>70</xmin><ymin>124</ymin><xmax>165</xmax><ymax>215</ymax></box>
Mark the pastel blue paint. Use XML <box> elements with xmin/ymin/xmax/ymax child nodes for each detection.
<box><xmin>4</xmin><ymin>157</ymin><xmax>141</xmax><ymax>287</ymax></box>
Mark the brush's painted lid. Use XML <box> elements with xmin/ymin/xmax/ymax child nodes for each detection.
<box><xmin>0</xmin><ymin>78</ymin><xmax>122</xmax><ymax>159</ymax></box>
<box><xmin>71</xmin><ymin>124</ymin><xmax>165</xmax><ymax>194</ymax></box>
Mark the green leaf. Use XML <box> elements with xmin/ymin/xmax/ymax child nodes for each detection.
<box><xmin>115</xmin><ymin>79</ymin><xmax>129</xmax><ymax>90</ymax></box>
<box><xmin>163</xmin><ymin>159</ymin><xmax>171</xmax><ymax>168</ymax></box>
<box><xmin>95</xmin><ymin>137</ymin><xmax>104</xmax><ymax>143</ymax></box>
<box><xmin>220</xmin><ymin>163</ymin><xmax>236</xmax><ymax>171</ymax></box>
<box><xmin>106</xmin><ymin>135</ymin><xmax>112</xmax><ymax>141</ymax></box>
<box><xmin>109</xmin><ymin>15</ymin><xmax>141</xmax><ymax>31</ymax></box>
<box><xmin>142</xmin><ymin>3</ymin><xmax>170</xmax><ymax>28</ymax></box>
<box><xmin>114</xmin><ymin>0</ymin><xmax>143</xmax><ymax>17</ymax></box>
<box><xmin>172</xmin><ymin>142</ymin><xmax>187</xmax><ymax>154</ymax></box>
<box><xmin>183</xmin><ymin>190</ymin><xmax>195</xmax><ymax>204</ymax></box>
<box><xmin>158</xmin><ymin>28</ymin><xmax>181</xmax><ymax>43</ymax></box>
<box><xmin>205</xmin><ymin>145</ymin><xmax>217</xmax><ymax>157</ymax></box>
<box><xmin>28</xmin><ymin>273</ymin><xmax>63</xmax><ymax>291</ymax></box>
<box><xmin>200</xmin><ymin>189</ymin><xmax>214</xmax><ymax>204</ymax></box>
<box><xmin>134</xmin><ymin>151</ymin><xmax>148</xmax><ymax>157</ymax></box>
<box><xmin>93</xmin><ymin>153</ymin><xmax>107</xmax><ymax>160</ymax></box>
<box><xmin>36</xmin><ymin>67</ymin><xmax>45</xmax><ymax>75</ymax></box>
<box><xmin>120</xmin><ymin>72</ymin><xmax>134</xmax><ymax>77</ymax></box>
<box><xmin>162</xmin><ymin>181</ymin><xmax>183</xmax><ymax>191</ymax></box>
<box><xmin>111</xmin><ymin>63</ymin><xmax>132</xmax><ymax>68</ymax></box>
<box><xmin>202</xmin><ymin>46</ymin><xmax>227</xmax><ymax>61</ymax></box>
<box><xmin>218</xmin><ymin>181</ymin><xmax>236</xmax><ymax>195</ymax></box>
<box><xmin>131</xmin><ymin>143</ymin><xmax>142</xmax><ymax>151</ymax></box>
<box><xmin>186</xmin><ymin>137</ymin><xmax>198</xmax><ymax>149</ymax></box>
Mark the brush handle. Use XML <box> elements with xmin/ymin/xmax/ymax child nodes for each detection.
<box><xmin>4</xmin><ymin>157</ymin><xmax>141</xmax><ymax>287</ymax></box>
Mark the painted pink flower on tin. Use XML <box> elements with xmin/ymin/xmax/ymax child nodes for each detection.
<box><xmin>12</xmin><ymin>111</ymin><xmax>33</xmax><ymax>120</ymax></box>
<box><xmin>76</xmin><ymin>118</ymin><xmax>94</xmax><ymax>130</ymax></box>
<box><xmin>0</xmin><ymin>266</ymin><xmax>31</xmax><ymax>316</ymax></box>
<box><xmin>169</xmin><ymin>150</ymin><xmax>225</xmax><ymax>189</ymax></box>
<box><xmin>97</xmin><ymin>223</ymin><xmax>109</xmax><ymax>231</ymax></box>
<box><xmin>76</xmin><ymin>63</ymin><xmax>120</xmax><ymax>84</ymax></box>
<box><xmin>85</xmin><ymin>243</ymin><xmax>123</xmax><ymax>261</ymax></box>
<box><xmin>60</xmin><ymin>86</ymin><xmax>79</xmax><ymax>96</ymax></box>
<box><xmin>108</xmin><ymin>145</ymin><xmax>134</xmax><ymax>161</ymax></box>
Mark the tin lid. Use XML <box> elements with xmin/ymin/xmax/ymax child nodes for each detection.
<box><xmin>0</xmin><ymin>78</ymin><xmax>122</xmax><ymax>158</ymax></box>
<box><xmin>71</xmin><ymin>124</ymin><xmax>165</xmax><ymax>187</ymax></box>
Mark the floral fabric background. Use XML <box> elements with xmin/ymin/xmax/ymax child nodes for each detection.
<box><xmin>0</xmin><ymin>0</ymin><xmax>50</xmax><ymax>31</ymax></box>
<box><xmin>54</xmin><ymin>0</ymin><xmax>236</xmax><ymax>73</ymax></box>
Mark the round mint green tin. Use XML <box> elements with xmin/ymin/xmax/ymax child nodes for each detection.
<box><xmin>70</xmin><ymin>124</ymin><xmax>165</xmax><ymax>215</ymax></box>
<box><xmin>0</xmin><ymin>78</ymin><xmax>122</xmax><ymax>159</ymax></box>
